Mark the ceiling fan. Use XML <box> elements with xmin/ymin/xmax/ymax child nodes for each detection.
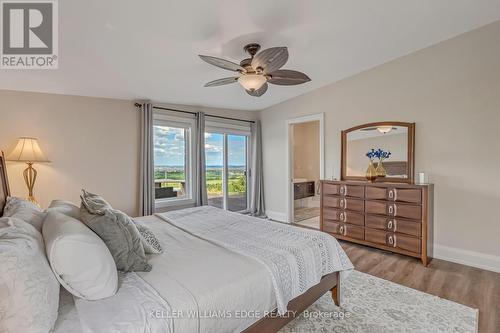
<box><xmin>199</xmin><ymin>43</ymin><xmax>311</xmax><ymax>97</ymax></box>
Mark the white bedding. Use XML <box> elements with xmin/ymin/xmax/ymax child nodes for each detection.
<box><xmin>157</xmin><ymin>206</ymin><xmax>353</xmax><ymax>315</ymax></box>
<box><xmin>53</xmin><ymin>208</ymin><xmax>352</xmax><ymax>333</ymax></box>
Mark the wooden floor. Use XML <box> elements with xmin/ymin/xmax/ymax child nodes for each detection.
<box><xmin>339</xmin><ymin>241</ymin><xmax>500</xmax><ymax>333</ymax></box>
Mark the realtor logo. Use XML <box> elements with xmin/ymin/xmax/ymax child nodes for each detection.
<box><xmin>1</xmin><ymin>0</ymin><xmax>58</xmax><ymax>69</ymax></box>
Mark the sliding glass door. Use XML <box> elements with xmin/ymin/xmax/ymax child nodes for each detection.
<box><xmin>227</xmin><ymin>134</ymin><xmax>248</xmax><ymax>212</ymax></box>
<box><xmin>205</xmin><ymin>133</ymin><xmax>224</xmax><ymax>209</ymax></box>
<box><xmin>205</xmin><ymin>131</ymin><xmax>249</xmax><ymax>212</ymax></box>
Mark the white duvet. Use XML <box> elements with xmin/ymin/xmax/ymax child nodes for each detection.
<box><xmin>60</xmin><ymin>207</ymin><xmax>353</xmax><ymax>333</ymax></box>
<box><xmin>73</xmin><ymin>214</ymin><xmax>275</xmax><ymax>333</ymax></box>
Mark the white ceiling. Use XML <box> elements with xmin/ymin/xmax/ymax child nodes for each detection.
<box><xmin>2</xmin><ymin>0</ymin><xmax>500</xmax><ymax>111</ymax></box>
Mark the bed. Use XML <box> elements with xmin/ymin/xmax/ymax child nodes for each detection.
<box><xmin>0</xmin><ymin>151</ymin><xmax>353</xmax><ymax>333</ymax></box>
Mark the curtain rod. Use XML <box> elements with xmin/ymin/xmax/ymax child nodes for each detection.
<box><xmin>134</xmin><ymin>103</ymin><xmax>255</xmax><ymax>124</ymax></box>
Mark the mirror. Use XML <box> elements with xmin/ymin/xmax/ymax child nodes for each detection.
<box><xmin>341</xmin><ymin>122</ymin><xmax>415</xmax><ymax>183</ymax></box>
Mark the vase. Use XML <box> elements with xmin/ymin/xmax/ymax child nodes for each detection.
<box><xmin>365</xmin><ymin>160</ymin><xmax>377</xmax><ymax>182</ymax></box>
<box><xmin>375</xmin><ymin>159</ymin><xmax>387</xmax><ymax>178</ymax></box>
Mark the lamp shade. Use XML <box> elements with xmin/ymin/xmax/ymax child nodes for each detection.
<box><xmin>238</xmin><ymin>74</ymin><xmax>267</xmax><ymax>91</ymax></box>
<box><xmin>7</xmin><ymin>137</ymin><xmax>49</xmax><ymax>163</ymax></box>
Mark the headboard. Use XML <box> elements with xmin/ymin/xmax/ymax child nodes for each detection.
<box><xmin>0</xmin><ymin>151</ymin><xmax>11</xmax><ymax>216</ymax></box>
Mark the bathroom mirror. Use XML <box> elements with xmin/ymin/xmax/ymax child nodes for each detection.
<box><xmin>341</xmin><ymin>122</ymin><xmax>415</xmax><ymax>183</ymax></box>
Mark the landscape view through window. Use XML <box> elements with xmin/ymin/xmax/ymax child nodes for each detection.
<box><xmin>154</xmin><ymin>126</ymin><xmax>247</xmax><ymax>211</ymax></box>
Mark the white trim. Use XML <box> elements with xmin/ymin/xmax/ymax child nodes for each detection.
<box><xmin>205</xmin><ymin>129</ymin><xmax>251</xmax><ymax>212</ymax></box>
<box><xmin>153</xmin><ymin>116</ymin><xmax>195</xmax><ymax>206</ymax></box>
<box><xmin>154</xmin><ymin>109</ymin><xmax>196</xmax><ymax>121</ymax></box>
<box><xmin>285</xmin><ymin>113</ymin><xmax>325</xmax><ymax>224</ymax></box>
<box><xmin>266</xmin><ymin>210</ymin><xmax>287</xmax><ymax>222</ymax></box>
<box><xmin>206</xmin><ymin>120</ymin><xmax>251</xmax><ymax>134</ymax></box>
<box><xmin>222</xmin><ymin>134</ymin><xmax>228</xmax><ymax>210</ymax></box>
<box><xmin>434</xmin><ymin>244</ymin><xmax>500</xmax><ymax>273</ymax></box>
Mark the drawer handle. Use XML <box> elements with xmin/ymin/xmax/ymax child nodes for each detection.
<box><xmin>340</xmin><ymin>199</ymin><xmax>346</xmax><ymax>209</ymax></box>
<box><xmin>387</xmin><ymin>220</ymin><xmax>393</xmax><ymax>230</ymax></box>
<box><xmin>339</xmin><ymin>185</ymin><xmax>347</xmax><ymax>196</ymax></box>
<box><xmin>388</xmin><ymin>189</ymin><xmax>398</xmax><ymax>201</ymax></box>
<box><xmin>388</xmin><ymin>234</ymin><xmax>397</xmax><ymax>247</ymax></box>
<box><xmin>340</xmin><ymin>212</ymin><xmax>347</xmax><ymax>222</ymax></box>
<box><xmin>388</xmin><ymin>205</ymin><xmax>397</xmax><ymax>215</ymax></box>
<box><xmin>339</xmin><ymin>186</ymin><xmax>344</xmax><ymax>195</ymax></box>
<box><xmin>339</xmin><ymin>225</ymin><xmax>344</xmax><ymax>235</ymax></box>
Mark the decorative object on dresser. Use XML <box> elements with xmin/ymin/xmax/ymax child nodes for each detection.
<box><xmin>320</xmin><ymin>181</ymin><xmax>433</xmax><ymax>265</ymax></box>
<box><xmin>342</xmin><ymin>122</ymin><xmax>415</xmax><ymax>183</ymax></box>
<box><xmin>6</xmin><ymin>137</ymin><xmax>50</xmax><ymax>205</ymax></box>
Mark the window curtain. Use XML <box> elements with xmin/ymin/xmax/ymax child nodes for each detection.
<box><xmin>139</xmin><ymin>102</ymin><xmax>155</xmax><ymax>216</ymax></box>
<box><xmin>249</xmin><ymin>120</ymin><xmax>266</xmax><ymax>217</ymax></box>
<box><xmin>195</xmin><ymin>112</ymin><xmax>208</xmax><ymax>206</ymax></box>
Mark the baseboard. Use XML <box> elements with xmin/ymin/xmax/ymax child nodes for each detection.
<box><xmin>262</xmin><ymin>212</ymin><xmax>500</xmax><ymax>273</ymax></box>
<box><xmin>266</xmin><ymin>210</ymin><xmax>287</xmax><ymax>222</ymax></box>
<box><xmin>433</xmin><ymin>244</ymin><xmax>500</xmax><ymax>273</ymax></box>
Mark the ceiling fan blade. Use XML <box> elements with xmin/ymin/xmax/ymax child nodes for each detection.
<box><xmin>246</xmin><ymin>83</ymin><xmax>268</xmax><ymax>97</ymax></box>
<box><xmin>199</xmin><ymin>55</ymin><xmax>244</xmax><ymax>72</ymax></box>
<box><xmin>251</xmin><ymin>47</ymin><xmax>288</xmax><ymax>74</ymax></box>
<box><xmin>204</xmin><ymin>77</ymin><xmax>239</xmax><ymax>87</ymax></box>
<box><xmin>267</xmin><ymin>70</ymin><xmax>311</xmax><ymax>85</ymax></box>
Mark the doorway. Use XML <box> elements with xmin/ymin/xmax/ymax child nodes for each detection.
<box><xmin>286</xmin><ymin>114</ymin><xmax>324</xmax><ymax>228</ymax></box>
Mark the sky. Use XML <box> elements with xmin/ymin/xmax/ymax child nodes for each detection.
<box><xmin>154</xmin><ymin>126</ymin><xmax>246</xmax><ymax>167</ymax></box>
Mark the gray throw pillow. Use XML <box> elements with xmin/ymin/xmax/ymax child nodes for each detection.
<box><xmin>79</xmin><ymin>190</ymin><xmax>151</xmax><ymax>272</ymax></box>
<box><xmin>135</xmin><ymin>223</ymin><xmax>163</xmax><ymax>254</ymax></box>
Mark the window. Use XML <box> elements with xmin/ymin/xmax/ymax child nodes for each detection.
<box><xmin>205</xmin><ymin>121</ymin><xmax>251</xmax><ymax>212</ymax></box>
<box><xmin>153</xmin><ymin>114</ymin><xmax>195</xmax><ymax>207</ymax></box>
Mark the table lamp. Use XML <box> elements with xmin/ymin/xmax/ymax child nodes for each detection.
<box><xmin>7</xmin><ymin>137</ymin><xmax>49</xmax><ymax>205</ymax></box>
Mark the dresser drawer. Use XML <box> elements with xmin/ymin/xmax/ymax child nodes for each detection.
<box><xmin>365</xmin><ymin>186</ymin><xmax>422</xmax><ymax>204</ymax></box>
<box><xmin>323</xmin><ymin>183</ymin><xmax>340</xmax><ymax>195</ymax></box>
<box><xmin>322</xmin><ymin>220</ymin><xmax>341</xmax><ymax>234</ymax></box>
<box><xmin>323</xmin><ymin>196</ymin><xmax>364</xmax><ymax>212</ymax></box>
<box><xmin>338</xmin><ymin>184</ymin><xmax>365</xmax><ymax>198</ymax></box>
<box><xmin>322</xmin><ymin>208</ymin><xmax>364</xmax><ymax>225</ymax></box>
<box><xmin>330</xmin><ymin>222</ymin><xmax>364</xmax><ymax>241</ymax></box>
<box><xmin>365</xmin><ymin>201</ymin><xmax>422</xmax><ymax>220</ymax></box>
<box><xmin>365</xmin><ymin>215</ymin><xmax>421</xmax><ymax>237</ymax></box>
<box><xmin>365</xmin><ymin>228</ymin><xmax>421</xmax><ymax>253</ymax></box>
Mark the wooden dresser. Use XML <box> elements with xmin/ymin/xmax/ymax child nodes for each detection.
<box><xmin>320</xmin><ymin>180</ymin><xmax>433</xmax><ymax>265</ymax></box>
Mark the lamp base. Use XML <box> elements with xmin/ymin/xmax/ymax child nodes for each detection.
<box><xmin>27</xmin><ymin>195</ymin><xmax>40</xmax><ymax>207</ymax></box>
<box><xmin>23</xmin><ymin>163</ymin><xmax>40</xmax><ymax>207</ymax></box>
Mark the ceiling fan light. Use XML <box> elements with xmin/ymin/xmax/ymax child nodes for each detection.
<box><xmin>377</xmin><ymin>126</ymin><xmax>393</xmax><ymax>134</ymax></box>
<box><xmin>238</xmin><ymin>74</ymin><xmax>266</xmax><ymax>91</ymax></box>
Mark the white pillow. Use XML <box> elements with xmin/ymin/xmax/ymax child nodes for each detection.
<box><xmin>0</xmin><ymin>217</ymin><xmax>60</xmax><ymax>333</ymax></box>
<box><xmin>3</xmin><ymin>197</ymin><xmax>46</xmax><ymax>231</ymax></box>
<box><xmin>42</xmin><ymin>211</ymin><xmax>118</xmax><ymax>300</ymax></box>
<box><xmin>47</xmin><ymin>199</ymin><xmax>80</xmax><ymax>220</ymax></box>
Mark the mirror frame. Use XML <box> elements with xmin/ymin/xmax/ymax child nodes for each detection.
<box><xmin>341</xmin><ymin>121</ymin><xmax>415</xmax><ymax>183</ymax></box>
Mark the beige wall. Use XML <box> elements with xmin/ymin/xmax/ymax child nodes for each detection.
<box><xmin>0</xmin><ymin>90</ymin><xmax>141</xmax><ymax>215</ymax></box>
<box><xmin>292</xmin><ymin>121</ymin><xmax>320</xmax><ymax>181</ymax></box>
<box><xmin>0</xmin><ymin>91</ymin><xmax>257</xmax><ymax>216</ymax></box>
<box><xmin>259</xmin><ymin>21</ymin><xmax>500</xmax><ymax>267</ymax></box>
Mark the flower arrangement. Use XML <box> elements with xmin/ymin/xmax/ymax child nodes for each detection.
<box><xmin>366</xmin><ymin>148</ymin><xmax>391</xmax><ymax>161</ymax></box>
<box><xmin>365</xmin><ymin>149</ymin><xmax>391</xmax><ymax>180</ymax></box>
